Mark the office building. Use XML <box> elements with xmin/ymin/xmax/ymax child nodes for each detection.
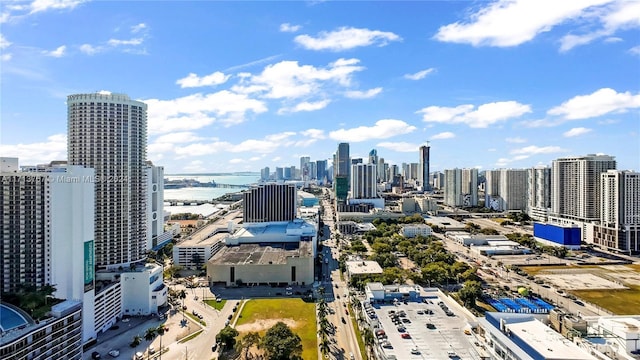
<box><xmin>335</xmin><ymin>143</ymin><xmax>350</xmax><ymax>178</ymax></box>
<box><xmin>283</xmin><ymin>166</ymin><xmax>292</xmax><ymax>180</ymax></box>
<box><xmin>419</xmin><ymin>144</ymin><xmax>430</xmax><ymax>191</ymax></box>
<box><xmin>378</xmin><ymin>158</ymin><xmax>388</xmax><ymax>183</ymax></box>
<box><xmin>432</xmin><ymin>171</ymin><xmax>445</xmax><ymax>190</ymax></box>
<box><xmin>551</xmin><ymin>154</ymin><xmax>616</xmax><ymax>223</ymax></box>
<box><xmin>67</xmin><ymin>92</ymin><xmax>148</xmax><ymax>269</ymax></box>
<box><xmin>527</xmin><ymin>166</ymin><xmax>551</xmax><ymax>222</ymax></box>
<box><xmin>593</xmin><ymin>170</ymin><xmax>640</xmax><ymax>253</ymax></box>
<box><xmin>300</xmin><ymin>156</ymin><xmax>311</xmax><ymax>181</ymax></box>
<box><xmin>368</xmin><ymin>149</ymin><xmax>378</xmax><ymax>165</ymax></box>
<box><xmin>243</xmin><ymin>183</ymin><xmax>297</xmax><ymax>223</ymax></box>
<box><xmin>1</xmin><ymin>159</ymin><xmax>97</xmax><ymax>342</ymax></box>
<box><xmin>444</xmin><ymin>168</ymin><xmax>478</xmax><ymax>207</ymax></box>
<box><xmin>316</xmin><ymin>160</ymin><xmax>327</xmax><ymax>184</ymax></box>
<box><xmin>409</xmin><ymin>163</ymin><xmax>419</xmax><ymax>181</ymax></box>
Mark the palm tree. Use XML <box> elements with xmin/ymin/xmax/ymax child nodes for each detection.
<box><xmin>178</xmin><ymin>289</ymin><xmax>187</xmax><ymax>322</ymax></box>
<box><xmin>155</xmin><ymin>325</ymin><xmax>166</xmax><ymax>360</ymax></box>
<box><xmin>319</xmin><ymin>334</ymin><xmax>331</xmax><ymax>358</ymax></box>
<box><xmin>144</xmin><ymin>327</ymin><xmax>156</xmax><ymax>360</ymax></box>
<box><xmin>317</xmin><ymin>299</ymin><xmax>329</xmax><ymax>319</ymax></box>
<box><xmin>130</xmin><ymin>335</ymin><xmax>142</xmax><ymax>348</ymax></box>
<box><xmin>362</xmin><ymin>328</ymin><xmax>375</xmax><ymax>360</ymax></box>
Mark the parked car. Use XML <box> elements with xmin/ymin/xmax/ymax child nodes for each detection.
<box><xmin>107</xmin><ymin>349</ymin><xmax>119</xmax><ymax>357</ymax></box>
<box><xmin>134</xmin><ymin>352</ymin><xmax>144</xmax><ymax>360</ymax></box>
<box><xmin>91</xmin><ymin>351</ymin><xmax>101</xmax><ymax>359</ymax></box>
<box><xmin>401</xmin><ymin>333</ymin><xmax>411</xmax><ymax>339</ymax></box>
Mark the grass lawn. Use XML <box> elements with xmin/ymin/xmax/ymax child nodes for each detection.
<box><xmin>571</xmin><ymin>285</ymin><xmax>640</xmax><ymax>315</ymax></box>
<box><xmin>521</xmin><ymin>264</ymin><xmax>640</xmax><ymax>315</ymax></box>
<box><xmin>204</xmin><ymin>299</ymin><xmax>226</xmax><ymax>311</ymax></box>
<box><xmin>236</xmin><ymin>298</ymin><xmax>317</xmax><ymax>360</ymax></box>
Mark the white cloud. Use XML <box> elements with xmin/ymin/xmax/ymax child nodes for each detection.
<box><xmin>229</xmin><ymin>158</ymin><xmax>244</xmax><ymax>164</ymax></box>
<box><xmin>176</xmin><ymin>71</ymin><xmax>231</xmax><ymax>88</ymax></box>
<box><xmin>506</xmin><ymin>136</ymin><xmax>527</xmax><ymax>143</ymax></box>
<box><xmin>603</xmin><ymin>36</ymin><xmax>622</xmax><ymax>43</ymax></box>
<box><xmin>629</xmin><ymin>45</ymin><xmax>640</xmax><ymax>55</ymax></box>
<box><xmin>563</xmin><ymin>127</ymin><xmax>592</xmax><ymax>137</ymax></box>
<box><xmin>344</xmin><ymin>87</ymin><xmax>382</xmax><ymax>99</ymax></box>
<box><xmin>1</xmin><ymin>53</ymin><xmax>11</xmax><ymax>61</ymax></box>
<box><xmin>280</xmin><ymin>23</ymin><xmax>302</xmax><ymax>32</ymax></box>
<box><xmin>510</xmin><ymin>145</ymin><xmax>567</xmax><ymax>155</ymax></box>
<box><xmin>329</xmin><ymin>119</ymin><xmax>417</xmax><ymax>142</ymax></box>
<box><xmin>377</xmin><ymin>141</ymin><xmax>420</xmax><ymax>152</ymax></box>
<box><xmin>107</xmin><ymin>38</ymin><xmax>144</xmax><ymax>47</ymax></box>
<box><xmin>144</xmin><ymin>91</ymin><xmax>268</xmax><ymax>134</ymax></box>
<box><xmin>182</xmin><ymin>160</ymin><xmax>207</xmax><ymax>173</ymax></box>
<box><xmin>233</xmin><ymin>58</ymin><xmax>364</xmax><ymax>100</ymax></box>
<box><xmin>430</xmin><ymin>131</ymin><xmax>456</xmax><ymax>140</ymax></box>
<box><xmin>42</xmin><ymin>45</ymin><xmax>66</xmax><ymax>57</ymax></box>
<box><xmin>294</xmin><ymin>27</ymin><xmax>402</xmax><ymax>51</ymax></box>
<box><xmin>559</xmin><ymin>1</ymin><xmax>640</xmax><ymax>51</ymax></box>
<box><xmin>30</xmin><ymin>0</ymin><xmax>86</xmax><ymax>14</ymax></box>
<box><xmin>79</xmin><ymin>43</ymin><xmax>101</xmax><ymax>55</ymax></box>
<box><xmin>131</xmin><ymin>23</ymin><xmax>147</xmax><ymax>33</ymax></box>
<box><xmin>300</xmin><ymin>129</ymin><xmax>325</xmax><ymax>139</ymax></box>
<box><xmin>548</xmin><ymin>88</ymin><xmax>640</xmax><ymax>119</ymax></box>
<box><xmin>0</xmin><ymin>34</ymin><xmax>11</xmax><ymax>49</ymax></box>
<box><xmin>278</xmin><ymin>100</ymin><xmax>331</xmax><ymax>114</ymax></box>
<box><xmin>417</xmin><ymin>101</ymin><xmax>531</xmax><ymax>128</ymax></box>
<box><xmin>0</xmin><ymin>134</ymin><xmax>67</xmax><ymax>165</ymax></box>
<box><xmin>404</xmin><ymin>68</ymin><xmax>435</xmax><ymax>80</ymax></box>
<box><xmin>434</xmin><ymin>0</ymin><xmax>613</xmax><ymax>48</ymax></box>
<box><xmin>153</xmin><ymin>132</ymin><xmax>204</xmax><ymax>144</ymax></box>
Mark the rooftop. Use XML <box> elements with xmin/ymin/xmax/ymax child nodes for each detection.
<box><xmin>507</xmin><ymin>320</ymin><xmax>596</xmax><ymax>360</ymax></box>
<box><xmin>346</xmin><ymin>260</ymin><xmax>384</xmax><ymax>276</ymax></box>
<box><xmin>178</xmin><ymin>210</ymin><xmax>243</xmax><ymax>247</ymax></box>
<box><xmin>209</xmin><ymin>241</ymin><xmax>313</xmax><ymax>266</ymax></box>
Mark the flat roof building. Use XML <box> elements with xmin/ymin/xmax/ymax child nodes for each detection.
<box><xmin>345</xmin><ymin>260</ymin><xmax>383</xmax><ymax>280</ymax></box>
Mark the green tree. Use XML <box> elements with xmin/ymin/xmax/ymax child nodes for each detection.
<box><xmin>458</xmin><ymin>280</ymin><xmax>483</xmax><ymax>308</ymax></box>
<box><xmin>130</xmin><ymin>335</ymin><xmax>142</xmax><ymax>348</ymax></box>
<box><xmin>238</xmin><ymin>332</ymin><xmax>260</xmax><ymax>359</ymax></box>
<box><xmin>261</xmin><ymin>322</ymin><xmax>303</xmax><ymax>360</ymax></box>
<box><xmin>216</xmin><ymin>326</ymin><xmax>239</xmax><ymax>350</ymax></box>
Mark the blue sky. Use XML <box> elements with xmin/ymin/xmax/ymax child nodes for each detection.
<box><xmin>1</xmin><ymin>0</ymin><xmax>639</xmax><ymax>174</ymax></box>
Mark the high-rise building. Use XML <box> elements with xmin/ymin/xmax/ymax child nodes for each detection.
<box><xmin>485</xmin><ymin>170</ymin><xmax>501</xmax><ymax>210</ymax></box>
<box><xmin>275</xmin><ymin>167</ymin><xmax>284</xmax><ymax>180</ymax></box>
<box><xmin>68</xmin><ymin>92</ymin><xmax>148</xmax><ymax>269</ymax></box>
<box><xmin>350</xmin><ymin>163</ymin><xmax>378</xmax><ymax>199</ymax></box>
<box><xmin>300</xmin><ymin>156</ymin><xmax>311</xmax><ymax>181</ymax></box>
<box><xmin>378</xmin><ymin>158</ymin><xmax>388</xmax><ymax>183</ymax></box>
<box><xmin>335</xmin><ymin>143</ymin><xmax>350</xmax><ymax>178</ymax></box>
<box><xmin>551</xmin><ymin>154</ymin><xmax>616</xmax><ymax>222</ymax></box>
<box><xmin>316</xmin><ymin>160</ymin><xmax>327</xmax><ymax>183</ymax></box>
<box><xmin>368</xmin><ymin>149</ymin><xmax>378</xmax><ymax>165</ymax></box>
<box><xmin>409</xmin><ymin>163</ymin><xmax>419</xmax><ymax>181</ymax></box>
<box><xmin>308</xmin><ymin>162</ymin><xmax>317</xmax><ymax>181</ymax></box>
<box><xmin>261</xmin><ymin>166</ymin><xmax>270</xmax><ymax>181</ymax></box>
<box><xmin>419</xmin><ymin>144</ymin><xmax>431</xmax><ymax>191</ymax></box>
<box><xmin>527</xmin><ymin>166</ymin><xmax>551</xmax><ymax>221</ymax></box>
<box><xmin>444</xmin><ymin>168</ymin><xmax>478</xmax><ymax>207</ymax></box>
<box><xmin>243</xmin><ymin>184</ymin><xmax>297</xmax><ymax>223</ymax></box>
<box><xmin>334</xmin><ymin>143</ymin><xmax>350</xmax><ymax>202</ymax></box>
<box><xmin>593</xmin><ymin>170</ymin><xmax>640</xmax><ymax>253</ymax></box>
<box><xmin>499</xmin><ymin>169</ymin><xmax>528</xmax><ymax>211</ymax></box>
<box><xmin>146</xmin><ymin>162</ymin><xmax>166</xmax><ymax>249</ymax></box>
<box><xmin>0</xmin><ymin>158</ymin><xmax>97</xmax><ymax>342</ymax></box>
<box><xmin>284</xmin><ymin>166</ymin><xmax>292</xmax><ymax>180</ymax></box>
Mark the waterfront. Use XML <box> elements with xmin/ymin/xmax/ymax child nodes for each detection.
<box><xmin>163</xmin><ymin>173</ymin><xmax>259</xmax><ymax>201</ymax></box>
<box><xmin>163</xmin><ymin>174</ymin><xmax>258</xmax><ymax>216</ymax></box>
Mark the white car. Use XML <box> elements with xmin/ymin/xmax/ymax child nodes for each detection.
<box><xmin>411</xmin><ymin>348</ymin><xmax>420</xmax><ymax>355</ymax></box>
<box><xmin>134</xmin><ymin>352</ymin><xmax>144</xmax><ymax>360</ymax></box>
<box><xmin>108</xmin><ymin>350</ymin><xmax>119</xmax><ymax>357</ymax></box>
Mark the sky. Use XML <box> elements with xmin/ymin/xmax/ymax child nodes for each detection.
<box><xmin>1</xmin><ymin>0</ymin><xmax>639</xmax><ymax>174</ymax></box>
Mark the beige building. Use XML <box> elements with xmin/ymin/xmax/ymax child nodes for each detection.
<box><xmin>207</xmin><ymin>241</ymin><xmax>314</xmax><ymax>286</ymax></box>
<box><xmin>345</xmin><ymin>260</ymin><xmax>383</xmax><ymax>281</ymax></box>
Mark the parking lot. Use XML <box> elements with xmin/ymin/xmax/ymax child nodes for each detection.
<box><xmin>366</xmin><ymin>295</ymin><xmax>477</xmax><ymax>359</ymax></box>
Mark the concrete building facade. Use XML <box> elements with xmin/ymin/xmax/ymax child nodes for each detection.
<box><xmin>593</xmin><ymin>170</ymin><xmax>640</xmax><ymax>254</ymax></box>
<box><xmin>418</xmin><ymin>144</ymin><xmax>430</xmax><ymax>192</ymax></box>
<box><xmin>445</xmin><ymin>168</ymin><xmax>478</xmax><ymax>207</ymax></box>
<box><xmin>67</xmin><ymin>92</ymin><xmax>148</xmax><ymax>269</ymax></box>
<box><xmin>243</xmin><ymin>183</ymin><xmax>297</xmax><ymax>223</ymax></box>
<box><xmin>527</xmin><ymin>166</ymin><xmax>551</xmax><ymax>222</ymax></box>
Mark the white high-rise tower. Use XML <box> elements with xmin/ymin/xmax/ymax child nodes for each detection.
<box><xmin>68</xmin><ymin>92</ymin><xmax>148</xmax><ymax>269</ymax></box>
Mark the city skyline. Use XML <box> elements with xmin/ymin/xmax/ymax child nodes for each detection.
<box><xmin>1</xmin><ymin>1</ymin><xmax>639</xmax><ymax>173</ymax></box>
